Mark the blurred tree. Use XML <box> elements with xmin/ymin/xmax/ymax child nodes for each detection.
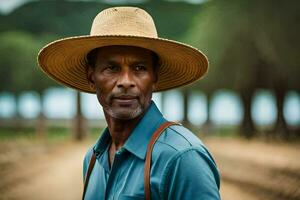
<box><xmin>0</xmin><ymin>31</ymin><xmax>57</xmax><ymax>136</ymax></box>
<box><xmin>181</xmin><ymin>89</ymin><xmax>191</xmax><ymax>127</ymax></box>
<box><xmin>185</xmin><ymin>0</ymin><xmax>300</xmax><ymax>138</ymax></box>
<box><xmin>0</xmin><ymin>0</ymin><xmax>201</xmax><ymax>40</ymax></box>
<box><xmin>0</xmin><ymin>31</ymin><xmax>37</xmax><ymax>93</ymax></box>
<box><xmin>184</xmin><ymin>1</ymin><xmax>257</xmax><ymax>136</ymax></box>
<box><xmin>252</xmin><ymin>0</ymin><xmax>300</xmax><ymax>138</ymax></box>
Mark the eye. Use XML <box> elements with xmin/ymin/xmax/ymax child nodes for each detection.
<box><xmin>135</xmin><ymin>64</ymin><xmax>146</xmax><ymax>71</ymax></box>
<box><xmin>105</xmin><ymin>65</ymin><xmax>119</xmax><ymax>72</ymax></box>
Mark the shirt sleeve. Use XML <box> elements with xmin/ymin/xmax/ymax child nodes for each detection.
<box><xmin>160</xmin><ymin>148</ymin><xmax>221</xmax><ymax>200</ymax></box>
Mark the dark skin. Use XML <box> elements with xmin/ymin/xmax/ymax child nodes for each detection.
<box><xmin>87</xmin><ymin>46</ymin><xmax>157</xmax><ymax>167</ymax></box>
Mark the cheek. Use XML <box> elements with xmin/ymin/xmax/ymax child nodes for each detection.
<box><xmin>94</xmin><ymin>74</ymin><xmax>116</xmax><ymax>104</ymax></box>
<box><xmin>144</xmin><ymin>72</ymin><xmax>156</xmax><ymax>90</ymax></box>
<box><xmin>95</xmin><ymin>87</ymin><xmax>106</xmax><ymax>106</ymax></box>
<box><xmin>94</xmin><ymin>73</ymin><xmax>116</xmax><ymax>91</ymax></box>
<box><xmin>136</xmin><ymin>75</ymin><xmax>155</xmax><ymax>98</ymax></box>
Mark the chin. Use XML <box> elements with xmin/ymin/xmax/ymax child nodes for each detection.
<box><xmin>109</xmin><ymin>107</ymin><xmax>143</xmax><ymax>120</ymax></box>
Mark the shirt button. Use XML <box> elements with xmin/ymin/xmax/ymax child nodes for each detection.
<box><xmin>116</xmin><ymin>148</ymin><xmax>125</xmax><ymax>155</ymax></box>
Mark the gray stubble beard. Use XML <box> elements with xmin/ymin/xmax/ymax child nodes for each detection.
<box><xmin>104</xmin><ymin>104</ymin><xmax>143</xmax><ymax>120</ymax></box>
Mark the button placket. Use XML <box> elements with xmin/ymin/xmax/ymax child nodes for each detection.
<box><xmin>106</xmin><ymin>148</ymin><xmax>125</xmax><ymax>200</ymax></box>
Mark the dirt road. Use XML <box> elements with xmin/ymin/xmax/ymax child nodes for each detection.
<box><xmin>0</xmin><ymin>141</ymin><xmax>86</xmax><ymax>200</ymax></box>
<box><xmin>0</xmin><ymin>137</ymin><xmax>299</xmax><ymax>200</ymax></box>
<box><xmin>206</xmin><ymin>137</ymin><xmax>300</xmax><ymax>200</ymax></box>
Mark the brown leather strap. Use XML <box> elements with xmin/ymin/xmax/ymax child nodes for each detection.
<box><xmin>82</xmin><ymin>151</ymin><xmax>97</xmax><ymax>200</ymax></box>
<box><xmin>82</xmin><ymin>121</ymin><xmax>179</xmax><ymax>200</ymax></box>
<box><xmin>144</xmin><ymin>121</ymin><xmax>179</xmax><ymax>200</ymax></box>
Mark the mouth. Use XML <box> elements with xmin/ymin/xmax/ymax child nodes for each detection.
<box><xmin>112</xmin><ymin>95</ymin><xmax>138</xmax><ymax>105</ymax></box>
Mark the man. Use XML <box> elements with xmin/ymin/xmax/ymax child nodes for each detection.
<box><xmin>38</xmin><ymin>6</ymin><xmax>220</xmax><ymax>200</ymax></box>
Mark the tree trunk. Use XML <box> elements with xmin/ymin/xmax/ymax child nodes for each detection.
<box><xmin>203</xmin><ymin>92</ymin><xmax>213</xmax><ymax>134</ymax></box>
<box><xmin>240</xmin><ymin>89</ymin><xmax>255</xmax><ymax>138</ymax></box>
<box><xmin>295</xmin><ymin>91</ymin><xmax>300</xmax><ymax>138</ymax></box>
<box><xmin>14</xmin><ymin>93</ymin><xmax>23</xmax><ymax>131</ymax></box>
<box><xmin>182</xmin><ymin>89</ymin><xmax>190</xmax><ymax>127</ymax></box>
<box><xmin>35</xmin><ymin>93</ymin><xmax>46</xmax><ymax>139</ymax></box>
<box><xmin>273</xmin><ymin>85</ymin><xmax>289</xmax><ymax>139</ymax></box>
<box><xmin>74</xmin><ymin>91</ymin><xmax>86</xmax><ymax>141</ymax></box>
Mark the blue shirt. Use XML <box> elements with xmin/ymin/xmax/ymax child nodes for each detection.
<box><xmin>83</xmin><ymin>102</ymin><xmax>220</xmax><ymax>200</ymax></box>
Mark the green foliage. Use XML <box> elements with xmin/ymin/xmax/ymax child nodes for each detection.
<box><xmin>0</xmin><ymin>127</ymin><xmax>36</xmax><ymax>140</ymax></box>
<box><xmin>252</xmin><ymin>0</ymin><xmax>300</xmax><ymax>89</ymax></box>
<box><xmin>0</xmin><ymin>126</ymin><xmax>104</xmax><ymax>141</ymax></box>
<box><xmin>0</xmin><ymin>31</ymin><xmax>58</xmax><ymax>94</ymax></box>
<box><xmin>0</xmin><ymin>1</ymin><xmax>201</xmax><ymax>40</ymax></box>
<box><xmin>213</xmin><ymin>125</ymin><xmax>239</xmax><ymax>137</ymax></box>
<box><xmin>185</xmin><ymin>0</ymin><xmax>300</xmax><ymax>91</ymax></box>
<box><xmin>1</xmin><ymin>0</ymin><xmax>298</xmax><ymax>94</ymax></box>
<box><xmin>0</xmin><ymin>31</ymin><xmax>39</xmax><ymax>93</ymax></box>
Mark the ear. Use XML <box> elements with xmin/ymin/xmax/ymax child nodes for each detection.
<box><xmin>87</xmin><ymin>66</ymin><xmax>96</xmax><ymax>90</ymax></box>
<box><xmin>152</xmin><ymin>82</ymin><xmax>157</xmax><ymax>91</ymax></box>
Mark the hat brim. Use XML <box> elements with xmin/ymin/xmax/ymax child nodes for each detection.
<box><xmin>37</xmin><ymin>35</ymin><xmax>208</xmax><ymax>93</ymax></box>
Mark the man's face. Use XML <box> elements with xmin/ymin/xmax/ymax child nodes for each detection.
<box><xmin>88</xmin><ymin>46</ymin><xmax>157</xmax><ymax>120</ymax></box>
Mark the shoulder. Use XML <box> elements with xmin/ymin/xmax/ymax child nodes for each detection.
<box><xmin>152</xmin><ymin>124</ymin><xmax>220</xmax><ymax>186</ymax></box>
<box><xmin>157</xmin><ymin>124</ymin><xmax>205</xmax><ymax>150</ymax></box>
<box><xmin>160</xmin><ymin>124</ymin><xmax>218</xmax><ymax>165</ymax></box>
<box><xmin>152</xmin><ymin>124</ymin><xmax>219</xmax><ymax>165</ymax></box>
<box><xmin>153</xmin><ymin>124</ymin><xmax>212</xmax><ymax>159</ymax></box>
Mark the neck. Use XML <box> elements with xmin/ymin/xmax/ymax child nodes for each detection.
<box><xmin>104</xmin><ymin>112</ymin><xmax>144</xmax><ymax>151</ymax></box>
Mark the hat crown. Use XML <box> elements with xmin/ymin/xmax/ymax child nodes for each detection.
<box><xmin>90</xmin><ymin>7</ymin><xmax>158</xmax><ymax>38</ymax></box>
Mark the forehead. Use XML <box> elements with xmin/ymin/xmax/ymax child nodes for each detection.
<box><xmin>95</xmin><ymin>45</ymin><xmax>154</xmax><ymax>62</ymax></box>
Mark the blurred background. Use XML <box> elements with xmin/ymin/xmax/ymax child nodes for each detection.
<box><xmin>0</xmin><ymin>0</ymin><xmax>299</xmax><ymax>199</ymax></box>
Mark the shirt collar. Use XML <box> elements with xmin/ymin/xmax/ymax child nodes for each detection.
<box><xmin>93</xmin><ymin>101</ymin><xmax>166</xmax><ymax>160</ymax></box>
<box><xmin>93</xmin><ymin>127</ymin><xmax>110</xmax><ymax>155</ymax></box>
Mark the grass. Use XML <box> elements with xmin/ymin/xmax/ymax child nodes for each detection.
<box><xmin>186</xmin><ymin>124</ymin><xmax>239</xmax><ymax>138</ymax></box>
<box><xmin>213</xmin><ymin>126</ymin><xmax>239</xmax><ymax>137</ymax></box>
<box><xmin>0</xmin><ymin>126</ymin><xmax>105</xmax><ymax>143</ymax></box>
<box><xmin>0</xmin><ymin>126</ymin><xmax>105</xmax><ymax>169</ymax></box>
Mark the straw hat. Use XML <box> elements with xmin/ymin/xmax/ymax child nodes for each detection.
<box><xmin>38</xmin><ymin>6</ymin><xmax>208</xmax><ymax>93</ymax></box>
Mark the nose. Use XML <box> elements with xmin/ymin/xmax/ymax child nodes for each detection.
<box><xmin>117</xmin><ymin>70</ymin><xmax>135</xmax><ymax>90</ymax></box>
